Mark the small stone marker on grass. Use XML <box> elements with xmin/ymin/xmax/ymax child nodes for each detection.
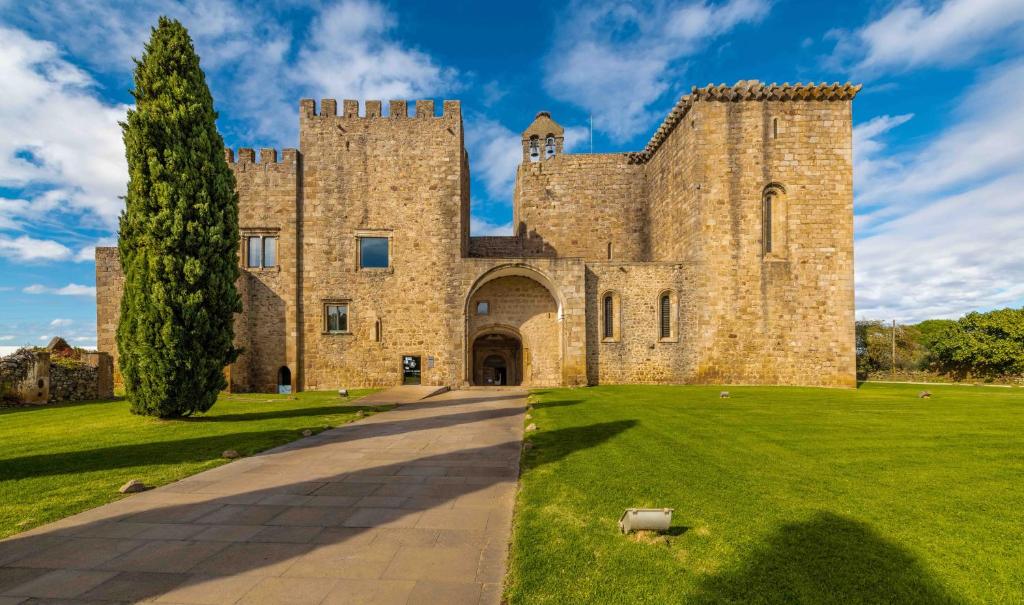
<box><xmin>302</xmin><ymin>429</ymin><xmax>313</xmax><ymax>437</ymax></box>
<box><xmin>720</xmin><ymin>391</ymin><xmax>730</xmax><ymax>398</ymax></box>
<box><xmin>525</xmin><ymin>423</ymin><xmax>537</xmax><ymax>432</ymax></box>
<box><xmin>919</xmin><ymin>391</ymin><xmax>932</xmax><ymax>399</ymax></box>
<box><xmin>119</xmin><ymin>479</ymin><xmax>147</xmax><ymax>494</ymax></box>
<box><xmin>222</xmin><ymin>449</ymin><xmax>239</xmax><ymax>459</ymax></box>
<box><xmin>339</xmin><ymin>389</ymin><xmax>348</xmax><ymax>398</ymax></box>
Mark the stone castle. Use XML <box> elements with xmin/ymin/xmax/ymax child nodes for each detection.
<box><xmin>96</xmin><ymin>80</ymin><xmax>860</xmax><ymax>391</ymax></box>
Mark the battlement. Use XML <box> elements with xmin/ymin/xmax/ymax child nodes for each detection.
<box><xmin>627</xmin><ymin>80</ymin><xmax>862</xmax><ymax>164</ymax></box>
<box><xmin>299</xmin><ymin>99</ymin><xmax>461</xmax><ymax>119</ymax></box>
<box><xmin>224</xmin><ymin>147</ymin><xmax>298</xmax><ymax>165</ymax></box>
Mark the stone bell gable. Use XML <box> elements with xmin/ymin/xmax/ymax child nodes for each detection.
<box><xmin>97</xmin><ymin>79</ymin><xmax>859</xmax><ymax>392</ymax></box>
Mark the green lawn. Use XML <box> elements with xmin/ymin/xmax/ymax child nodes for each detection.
<box><xmin>0</xmin><ymin>389</ymin><xmax>381</xmax><ymax>539</ymax></box>
<box><xmin>507</xmin><ymin>383</ymin><xmax>1024</xmax><ymax>604</ymax></box>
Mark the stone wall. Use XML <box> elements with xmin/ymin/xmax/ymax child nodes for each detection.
<box><xmin>514</xmin><ymin>154</ymin><xmax>648</xmax><ymax>261</ymax></box>
<box><xmin>95</xmin><ymin>246</ymin><xmax>124</xmax><ymax>385</ymax></box>
<box><xmin>227</xmin><ymin>147</ymin><xmax>300</xmax><ymax>392</ymax></box>
<box><xmin>646</xmin><ymin>94</ymin><xmax>856</xmax><ymax>387</ymax></box>
<box><xmin>296</xmin><ymin>99</ymin><xmax>470</xmax><ymax>389</ymax></box>
<box><xmin>0</xmin><ymin>348</ymin><xmax>113</xmax><ymax>404</ymax></box>
<box><xmin>584</xmin><ymin>262</ymin><xmax>699</xmax><ymax>384</ymax></box>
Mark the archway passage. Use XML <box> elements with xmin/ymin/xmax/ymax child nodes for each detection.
<box><xmin>472</xmin><ymin>333</ymin><xmax>523</xmax><ymax>386</ymax></box>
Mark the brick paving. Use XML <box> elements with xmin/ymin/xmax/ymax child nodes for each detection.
<box><xmin>0</xmin><ymin>389</ymin><xmax>526</xmax><ymax>604</ymax></box>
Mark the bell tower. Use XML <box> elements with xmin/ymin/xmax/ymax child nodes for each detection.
<box><xmin>521</xmin><ymin>111</ymin><xmax>564</xmax><ymax>162</ymax></box>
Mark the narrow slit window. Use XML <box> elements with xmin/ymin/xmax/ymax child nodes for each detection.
<box><xmin>607</xmin><ymin>242</ymin><xmax>613</xmax><ymax>260</ymax></box>
<box><xmin>772</xmin><ymin>117</ymin><xmax>778</xmax><ymax>139</ymax></box>
<box><xmin>660</xmin><ymin>294</ymin><xmax>671</xmax><ymax>339</ymax></box>
<box><xmin>603</xmin><ymin>295</ymin><xmax>614</xmax><ymax>339</ymax></box>
<box><xmin>374</xmin><ymin>318</ymin><xmax>382</xmax><ymax>342</ymax></box>
<box><xmin>763</xmin><ymin>193</ymin><xmax>773</xmax><ymax>255</ymax></box>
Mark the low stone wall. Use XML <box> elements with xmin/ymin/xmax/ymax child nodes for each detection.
<box><xmin>0</xmin><ymin>347</ymin><xmax>113</xmax><ymax>405</ymax></box>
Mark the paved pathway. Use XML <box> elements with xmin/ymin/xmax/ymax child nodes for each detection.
<box><xmin>0</xmin><ymin>389</ymin><xmax>527</xmax><ymax>604</ymax></box>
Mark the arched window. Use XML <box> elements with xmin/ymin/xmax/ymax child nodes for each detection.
<box><xmin>772</xmin><ymin>117</ymin><xmax>779</xmax><ymax>139</ymax></box>
<box><xmin>545</xmin><ymin>135</ymin><xmax>556</xmax><ymax>159</ymax></box>
<box><xmin>529</xmin><ymin>136</ymin><xmax>540</xmax><ymax>162</ymax></box>
<box><xmin>659</xmin><ymin>294</ymin><xmax>671</xmax><ymax>339</ymax></box>
<box><xmin>657</xmin><ymin>290</ymin><xmax>678</xmax><ymax>342</ymax></box>
<box><xmin>277</xmin><ymin>366</ymin><xmax>291</xmax><ymax>394</ymax></box>
<box><xmin>607</xmin><ymin>242</ymin><xmax>613</xmax><ymax>260</ymax></box>
<box><xmin>374</xmin><ymin>318</ymin><xmax>382</xmax><ymax>342</ymax></box>
<box><xmin>603</xmin><ymin>295</ymin><xmax>614</xmax><ymax>339</ymax></box>
<box><xmin>762</xmin><ymin>184</ymin><xmax>787</xmax><ymax>258</ymax></box>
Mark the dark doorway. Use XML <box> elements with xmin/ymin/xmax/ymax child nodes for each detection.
<box><xmin>277</xmin><ymin>366</ymin><xmax>291</xmax><ymax>394</ymax></box>
<box><xmin>472</xmin><ymin>333</ymin><xmax>523</xmax><ymax>386</ymax></box>
<box><xmin>402</xmin><ymin>355</ymin><xmax>421</xmax><ymax>385</ymax></box>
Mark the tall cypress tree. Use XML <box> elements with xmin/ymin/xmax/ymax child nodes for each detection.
<box><xmin>117</xmin><ymin>17</ymin><xmax>240</xmax><ymax>417</ymax></box>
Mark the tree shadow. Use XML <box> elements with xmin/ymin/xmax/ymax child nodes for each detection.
<box><xmin>0</xmin><ymin>397</ymin><xmax>125</xmax><ymax>415</ymax></box>
<box><xmin>184</xmin><ymin>405</ymin><xmax>388</xmax><ymax>422</ymax></box>
<box><xmin>0</xmin><ymin>406</ymin><xmax>529</xmax><ymax>480</ymax></box>
<box><xmin>689</xmin><ymin>512</ymin><xmax>963</xmax><ymax>604</ymax></box>
<box><xmin>0</xmin><ymin>398</ymin><xmax>636</xmax><ymax>602</ymax></box>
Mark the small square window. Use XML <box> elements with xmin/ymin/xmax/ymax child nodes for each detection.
<box><xmin>325</xmin><ymin>303</ymin><xmax>349</xmax><ymax>333</ymax></box>
<box><xmin>359</xmin><ymin>237</ymin><xmax>389</xmax><ymax>269</ymax></box>
<box><xmin>246</xmin><ymin>235</ymin><xmax>278</xmax><ymax>268</ymax></box>
<box><xmin>476</xmin><ymin>301</ymin><xmax>489</xmax><ymax>315</ymax></box>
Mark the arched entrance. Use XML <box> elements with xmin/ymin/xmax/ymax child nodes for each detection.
<box><xmin>472</xmin><ymin>331</ymin><xmax>523</xmax><ymax>386</ymax></box>
<box><xmin>465</xmin><ymin>264</ymin><xmax>563</xmax><ymax>387</ymax></box>
<box><xmin>277</xmin><ymin>366</ymin><xmax>292</xmax><ymax>394</ymax></box>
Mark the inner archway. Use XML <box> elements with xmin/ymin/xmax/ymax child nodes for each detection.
<box><xmin>472</xmin><ymin>332</ymin><xmax>523</xmax><ymax>386</ymax></box>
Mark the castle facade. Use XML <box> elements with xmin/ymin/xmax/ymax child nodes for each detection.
<box><xmin>96</xmin><ymin>80</ymin><xmax>860</xmax><ymax>391</ymax></box>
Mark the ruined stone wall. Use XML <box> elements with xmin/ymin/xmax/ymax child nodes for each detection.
<box><xmin>227</xmin><ymin>147</ymin><xmax>299</xmax><ymax>392</ymax></box>
<box><xmin>95</xmin><ymin>246</ymin><xmax>124</xmax><ymax>385</ymax></box>
<box><xmin>643</xmin><ymin>93</ymin><xmax>855</xmax><ymax>387</ymax></box>
<box><xmin>297</xmin><ymin>99</ymin><xmax>470</xmax><ymax>389</ymax></box>
<box><xmin>467</xmin><ymin>276</ymin><xmax>561</xmax><ymax>387</ymax></box>
<box><xmin>584</xmin><ymin>262</ymin><xmax>699</xmax><ymax>384</ymax></box>
<box><xmin>514</xmin><ymin>154</ymin><xmax>648</xmax><ymax>261</ymax></box>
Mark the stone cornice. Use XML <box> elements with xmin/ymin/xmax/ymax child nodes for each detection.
<box><xmin>626</xmin><ymin>80</ymin><xmax>862</xmax><ymax>164</ymax></box>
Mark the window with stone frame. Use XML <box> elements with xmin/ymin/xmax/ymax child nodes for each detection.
<box><xmin>357</xmin><ymin>233</ymin><xmax>392</xmax><ymax>269</ymax></box>
<box><xmin>324</xmin><ymin>302</ymin><xmax>350</xmax><ymax>334</ymax></box>
<box><xmin>476</xmin><ymin>301</ymin><xmax>490</xmax><ymax>315</ymax></box>
<box><xmin>245</xmin><ymin>234</ymin><xmax>278</xmax><ymax>269</ymax></box>
<box><xmin>601</xmin><ymin>291</ymin><xmax>620</xmax><ymax>342</ymax></box>
<box><xmin>658</xmin><ymin>289</ymin><xmax>679</xmax><ymax>342</ymax></box>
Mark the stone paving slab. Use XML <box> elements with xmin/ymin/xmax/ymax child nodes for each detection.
<box><xmin>0</xmin><ymin>389</ymin><xmax>527</xmax><ymax>604</ymax></box>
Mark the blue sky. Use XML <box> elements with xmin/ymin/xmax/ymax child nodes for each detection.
<box><xmin>1</xmin><ymin>0</ymin><xmax>1023</xmax><ymax>348</ymax></box>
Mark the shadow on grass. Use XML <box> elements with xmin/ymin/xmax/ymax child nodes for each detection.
<box><xmin>529</xmin><ymin>399</ymin><xmax>584</xmax><ymax>410</ymax></box>
<box><xmin>184</xmin><ymin>405</ymin><xmax>388</xmax><ymax>423</ymax></box>
<box><xmin>690</xmin><ymin>512</ymin><xmax>963</xmax><ymax>604</ymax></box>
<box><xmin>0</xmin><ymin>397</ymin><xmax>125</xmax><ymax>415</ymax></box>
<box><xmin>0</xmin><ymin>405</ymin><xmax>528</xmax><ymax>480</ymax></box>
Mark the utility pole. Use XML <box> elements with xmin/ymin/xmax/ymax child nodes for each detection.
<box><xmin>891</xmin><ymin>319</ymin><xmax>897</xmax><ymax>379</ymax></box>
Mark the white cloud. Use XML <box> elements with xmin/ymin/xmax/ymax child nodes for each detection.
<box><xmin>465</xmin><ymin>116</ymin><xmax>522</xmax><ymax>200</ymax></box>
<box><xmin>50</xmin><ymin>318</ymin><xmax>73</xmax><ymax>328</ymax></box>
<box><xmin>563</xmin><ymin>126</ymin><xmax>591</xmax><ymax>152</ymax></box>
<box><xmin>470</xmin><ymin>216</ymin><xmax>513</xmax><ymax>237</ymax></box>
<box><xmin>23</xmin><ymin>283</ymin><xmax>96</xmax><ymax>296</ymax></box>
<box><xmin>544</xmin><ymin>0</ymin><xmax>769</xmax><ymax>141</ymax></box>
<box><xmin>854</xmin><ymin>61</ymin><xmax>1024</xmax><ymax>321</ymax></box>
<box><xmin>0</xmin><ymin>26</ymin><xmax>129</xmax><ymax>231</ymax></box>
<box><xmin>0</xmin><ymin>235</ymin><xmax>73</xmax><ymax>261</ymax></box>
<box><xmin>297</xmin><ymin>0</ymin><xmax>458</xmax><ymax>107</ymax></box>
<box><xmin>0</xmin><ymin>335</ymin><xmax>15</xmax><ymax>341</ymax></box>
<box><xmin>830</xmin><ymin>0</ymin><xmax>1024</xmax><ymax>75</ymax></box>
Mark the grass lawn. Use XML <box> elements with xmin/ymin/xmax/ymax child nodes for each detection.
<box><xmin>0</xmin><ymin>389</ymin><xmax>381</xmax><ymax>539</ymax></box>
<box><xmin>507</xmin><ymin>383</ymin><xmax>1024</xmax><ymax>604</ymax></box>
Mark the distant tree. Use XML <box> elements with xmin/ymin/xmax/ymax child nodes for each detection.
<box><xmin>912</xmin><ymin>319</ymin><xmax>957</xmax><ymax>368</ymax></box>
<box><xmin>856</xmin><ymin>320</ymin><xmax>926</xmax><ymax>376</ymax></box>
<box><xmin>931</xmin><ymin>308</ymin><xmax>1024</xmax><ymax>378</ymax></box>
<box><xmin>117</xmin><ymin>17</ymin><xmax>240</xmax><ymax>417</ymax></box>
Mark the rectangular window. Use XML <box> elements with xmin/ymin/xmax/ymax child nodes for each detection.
<box><xmin>476</xmin><ymin>301</ymin><xmax>489</xmax><ymax>315</ymax></box>
<box><xmin>263</xmin><ymin>236</ymin><xmax>277</xmax><ymax>267</ymax></box>
<box><xmin>359</xmin><ymin>237</ymin><xmax>389</xmax><ymax>269</ymax></box>
<box><xmin>325</xmin><ymin>303</ymin><xmax>349</xmax><ymax>333</ymax></box>
<box><xmin>763</xmin><ymin>195</ymin><xmax>773</xmax><ymax>255</ymax></box>
<box><xmin>246</xmin><ymin>235</ymin><xmax>278</xmax><ymax>268</ymax></box>
<box><xmin>247</xmin><ymin>237</ymin><xmax>262</xmax><ymax>268</ymax></box>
